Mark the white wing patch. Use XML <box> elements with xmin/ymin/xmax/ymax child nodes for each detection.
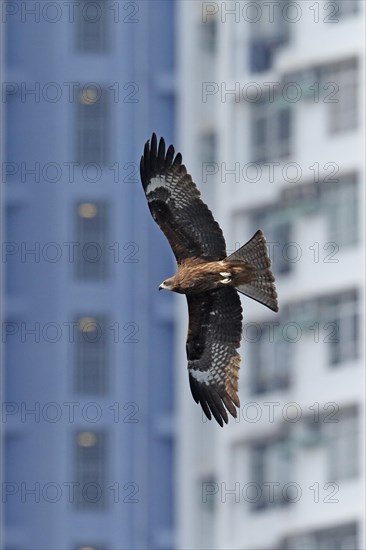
<box><xmin>190</xmin><ymin>369</ymin><xmax>211</xmax><ymax>384</ymax></box>
<box><xmin>146</xmin><ymin>175</ymin><xmax>166</xmax><ymax>196</ymax></box>
<box><xmin>146</xmin><ymin>174</ymin><xmax>190</xmax><ymax>210</ymax></box>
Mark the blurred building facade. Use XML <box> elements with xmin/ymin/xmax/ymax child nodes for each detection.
<box><xmin>176</xmin><ymin>1</ymin><xmax>365</xmax><ymax>549</ymax></box>
<box><xmin>0</xmin><ymin>18</ymin><xmax>5</xmax><ymax>550</ymax></box>
<box><xmin>2</xmin><ymin>2</ymin><xmax>176</xmax><ymax>549</ymax></box>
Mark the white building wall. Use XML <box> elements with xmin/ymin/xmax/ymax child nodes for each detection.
<box><xmin>176</xmin><ymin>1</ymin><xmax>365</xmax><ymax>549</ymax></box>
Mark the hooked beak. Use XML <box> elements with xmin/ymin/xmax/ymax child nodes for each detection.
<box><xmin>159</xmin><ymin>282</ymin><xmax>171</xmax><ymax>291</ymax></box>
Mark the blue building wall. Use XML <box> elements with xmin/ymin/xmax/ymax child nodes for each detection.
<box><xmin>3</xmin><ymin>2</ymin><xmax>176</xmax><ymax>549</ymax></box>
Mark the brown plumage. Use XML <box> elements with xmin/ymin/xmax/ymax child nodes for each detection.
<box><xmin>159</xmin><ymin>258</ymin><xmax>255</xmax><ymax>294</ymax></box>
<box><xmin>140</xmin><ymin>133</ymin><xmax>279</xmax><ymax>426</ymax></box>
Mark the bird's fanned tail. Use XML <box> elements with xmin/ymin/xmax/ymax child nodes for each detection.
<box><xmin>226</xmin><ymin>230</ymin><xmax>279</xmax><ymax>313</ymax></box>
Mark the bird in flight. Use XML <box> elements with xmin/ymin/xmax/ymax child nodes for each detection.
<box><xmin>140</xmin><ymin>133</ymin><xmax>278</xmax><ymax>426</ymax></box>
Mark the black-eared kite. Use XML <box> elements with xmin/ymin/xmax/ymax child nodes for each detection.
<box><xmin>140</xmin><ymin>133</ymin><xmax>279</xmax><ymax>426</ymax></box>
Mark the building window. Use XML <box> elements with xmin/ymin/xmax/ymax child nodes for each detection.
<box><xmin>326</xmin><ymin>407</ymin><xmax>359</xmax><ymax>481</ymax></box>
<box><xmin>200</xmin><ymin>475</ymin><xmax>216</xmax><ymax>513</ymax></box>
<box><xmin>287</xmin><ymin>289</ymin><xmax>359</xmax><ymax>368</ymax></box>
<box><xmin>281</xmin><ymin>522</ymin><xmax>359</xmax><ymax>550</ymax></box>
<box><xmin>321</xmin><ymin>289</ymin><xmax>359</xmax><ymax>366</ymax></box>
<box><xmin>75</xmin><ymin>201</ymin><xmax>109</xmax><ymax>281</ymax></box>
<box><xmin>299</xmin><ymin>407</ymin><xmax>359</xmax><ymax>481</ymax></box>
<box><xmin>281</xmin><ymin>173</ymin><xmax>359</xmax><ymax>248</ymax></box>
<box><xmin>327</xmin><ymin>58</ymin><xmax>358</xmax><ymax>133</ymax></box>
<box><xmin>75</xmin><ymin>316</ymin><xmax>108</xmax><ymax>395</ymax></box>
<box><xmin>250</xmin><ymin>434</ymin><xmax>293</xmax><ymax>511</ymax></box>
<box><xmin>199</xmin><ymin>475</ymin><xmax>216</xmax><ymax>548</ymax></box>
<box><xmin>250</xmin><ymin>321</ymin><xmax>291</xmax><ymax>395</ymax></box>
<box><xmin>75</xmin><ymin>431</ymin><xmax>107</xmax><ymax>509</ymax></box>
<box><xmin>264</xmin><ymin>173</ymin><xmax>358</xmax><ymax>250</ymax></box>
<box><xmin>200</xmin><ymin>130</ymin><xmax>217</xmax><ymax>164</ymax></box>
<box><xmin>249</xmin><ymin>287</ymin><xmax>359</xmax><ymax>396</ymax></box>
<box><xmin>249</xmin><ymin>0</ymin><xmax>289</xmax><ymax>73</ymax></box>
<box><xmin>76</xmin><ymin>86</ymin><xmax>110</xmax><ymax>166</ymax></box>
<box><xmin>334</xmin><ymin>0</ymin><xmax>359</xmax><ymax>18</ymax></box>
<box><xmin>76</xmin><ymin>0</ymin><xmax>109</xmax><ymax>53</ymax></box>
<box><xmin>251</xmin><ymin>101</ymin><xmax>292</xmax><ymax>163</ymax></box>
<box><xmin>201</xmin><ymin>17</ymin><xmax>217</xmax><ymax>53</ymax></box>
<box><xmin>322</xmin><ymin>175</ymin><xmax>358</xmax><ymax>247</ymax></box>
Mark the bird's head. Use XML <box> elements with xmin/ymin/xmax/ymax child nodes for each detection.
<box><xmin>159</xmin><ymin>277</ymin><xmax>175</xmax><ymax>292</ymax></box>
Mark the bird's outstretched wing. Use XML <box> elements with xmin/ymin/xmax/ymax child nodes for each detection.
<box><xmin>140</xmin><ymin>133</ymin><xmax>226</xmax><ymax>262</ymax></box>
<box><xmin>186</xmin><ymin>288</ymin><xmax>243</xmax><ymax>426</ymax></box>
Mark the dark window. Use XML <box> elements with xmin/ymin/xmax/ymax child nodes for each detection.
<box><xmin>321</xmin><ymin>290</ymin><xmax>359</xmax><ymax>366</ymax></box>
<box><xmin>200</xmin><ymin>475</ymin><xmax>216</xmax><ymax>513</ymax></box>
<box><xmin>75</xmin><ymin>316</ymin><xmax>108</xmax><ymax>395</ymax></box>
<box><xmin>326</xmin><ymin>407</ymin><xmax>359</xmax><ymax>481</ymax></box>
<box><xmin>249</xmin><ymin>40</ymin><xmax>274</xmax><ymax>74</ymax></box>
<box><xmin>280</xmin><ymin>173</ymin><xmax>359</xmax><ymax>247</ymax></box>
<box><xmin>251</xmin><ymin>102</ymin><xmax>292</xmax><ymax>163</ymax></box>
<box><xmin>322</xmin><ymin>174</ymin><xmax>358</xmax><ymax>247</ymax></box>
<box><xmin>201</xmin><ymin>131</ymin><xmax>217</xmax><ymax>164</ymax></box>
<box><xmin>281</xmin><ymin>522</ymin><xmax>359</xmax><ymax>550</ymax></box>
<box><xmin>76</xmin><ymin>0</ymin><xmax>109</xmax><ymax>53</ymax></box>
<box><xmin>199</xmin><ymin>475</ymin><xmax>216</xmax><ymax>548</ymax></box>
<box><xmin>75</xmin><ymin>201</ymin><xmax>109</xmax><ymax>281</ymax></box>
<box><xmin>74</xmin><ymin>431</ymin><xmax>107</xmax><ymax>509</ymax></box>
<box><xmin>249</xmin><ymin>0</ymin><xmax>289</xmax><ymax>73</ymax></box>
<box><xmin>252</xmin><ymin>174</ymin><xmax>358</xmax><ymax>277</ymax></box>
<box><xmin>285</xmin><ymin>289</ymin><xmax>359</xmax><ymax>368</ymax></box>
<box><xmin>334</xmin><ymin>0</ymin><xmax>359</xmax><ymax>18</ymax></box>
<box><xmin>249</xmin><ymin>287</ymin><xmax>359</xmax><ymax>396</ymax></box>
<box><xmin>278</xmin><ymin>108</ymin><xmax>291</xmax><ymax>141</ymax></box>
<box><xmin>76</xmin><ymin>87</ymin><xmax>110</xmax><ymax>165</ymax></box>
<box><xmin>327</xmin><ymin>58</ymin><xmax>358</xmax><ymax>133</ymax></box>
<box><xmin>250</xmin><ymin>435</ymin><xmax>293</xmax><ymax>511</ymax></box>
<box><xmin>298</xmin><ymin>406</ymin><xmax>359</xmax><ymax>481</ymax></box>
<box><xmin>201</xmin><ymin>18</ymin><xmax>217</xmax><ymax>53</ymax></box>
<box><xmin>250</xmin><ymin>321</ymin><xmax>291</xmax><ymax>395</ymax></box>
<box><xmin>254</xmin><ymin>117</ymin><xmax>266</xmax><ymax>149</ymax></box>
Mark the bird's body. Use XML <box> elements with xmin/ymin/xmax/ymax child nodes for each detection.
<box><xmin>140</xmin><ymin>133</ymin><xmax>279</xmax><ymax>426</ymax></box>
<box><xmin>160</xmin><ymin>257</ymin><xmax>254</xmax><ymax>294</ymax></box>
